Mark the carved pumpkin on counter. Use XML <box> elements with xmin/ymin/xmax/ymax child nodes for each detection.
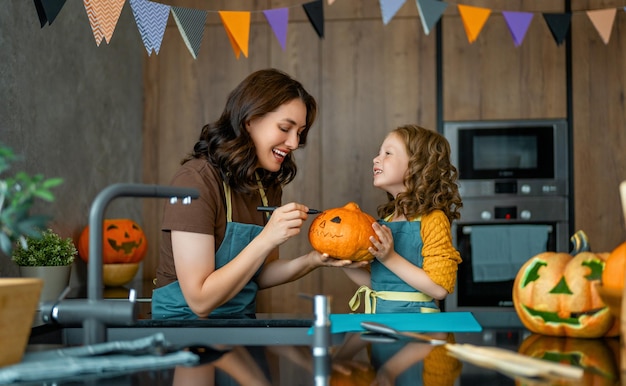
<box><xmin>78</xmin><ymin>219</ymin><xmax>148</xmax><ymax>264</ymax></box>
<box><xmin>308</xmin><ymin>202</ymin><xmax>377</xmax><ymax>261</ymax></box>
<box><xmin>516</xmin><ymin>334</ymin><xmax>619</xmax><ymax>385</ymax></box>
<box><xmin>513</xmin><ymin>231</ymin><xmax>617</xmax><ymax>338</ymax></box>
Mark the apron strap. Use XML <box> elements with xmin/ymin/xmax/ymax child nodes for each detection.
<box><xmin>349</xmin><ymin>285</ymin><xmax>438</xmax><ymax>314</ymax></box>
<box><xmin>255</xmin><ymin>172</ymin><xmax>269</xmax><ymax>220</ymax></box>
<box><xmin>222</xmin><ymin>174</ymin><xmax>269</xmax><ymax>223</ymax></box>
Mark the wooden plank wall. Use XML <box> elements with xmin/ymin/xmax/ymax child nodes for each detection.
<box><xmin>143</xmin><ymin>0</ymin><xmax>626</xmax><ymax>314</ymax></box>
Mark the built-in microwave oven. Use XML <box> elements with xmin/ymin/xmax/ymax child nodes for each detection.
<box><xmin>444</xmin><ymin>119</ymin><xmax>569</xmax><ymax>198</ymax></box>
<box><xmin>442</xmin><ymin>119</ymin><xmax>570</xmax><ymax>327</ymax></box>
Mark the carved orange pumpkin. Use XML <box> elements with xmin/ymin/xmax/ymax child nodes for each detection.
<box><xmin>517</xmin><ymin>334</ymin><xmax>619</xmax><ymax>385</ymax></box>
<box><xmin>308</xmin><ymin>202</ymin><xmax>377</xmax><ymax>261</ymax></box>
<box><xmin>78</xmin><ymin>219</ymin><xmax>147</xmax><ymax>264</ymax></box>
<box><xmin>512</xmin><ymin>232</ymin><xmax>616</xmax><ymax>338</ymax></box>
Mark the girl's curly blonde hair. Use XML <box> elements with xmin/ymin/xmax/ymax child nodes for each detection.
<box><xmin>377</xmin><ymin>124</ymin><xmax>462</xmax><ymax>223</ymax></box>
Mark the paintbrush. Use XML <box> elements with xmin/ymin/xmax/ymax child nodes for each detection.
<box><xmin>257</xmin><ymin>206</ymin><xmax>322</xmax><ymax>215</ymax></box>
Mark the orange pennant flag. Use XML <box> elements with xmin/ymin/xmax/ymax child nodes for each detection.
<box><xmin>457</xmin><ymin>4</ymin><xmax>491</xmax><ymax>43</ymax></box>
<box><xmin>586</xmin><ymin>8</ymin><xmax>616</xmax><ymax>45</ymax></box>
<box><xmin>219</xmin><ymin>11</ymin><xmax>251</xmax><ymax>59</ymax></box>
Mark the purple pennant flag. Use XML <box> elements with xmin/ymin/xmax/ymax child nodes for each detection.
<box><xmin>263</xmin><ymin>8</ymin><xmax>289</xmax><ymax>51</ymax></box>
<box><xmin>130</xmin><ymin>0</ymin><xmax>171</xmax><ymax>55</ymax></box>
<box><xmin>502</xmin><ymin>11</ymin><xmax>533</xmax><ymax>47</ymax></box>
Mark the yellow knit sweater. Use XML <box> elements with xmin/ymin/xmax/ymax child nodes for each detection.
<box><xmin>420</xmin><ymin>210</ymin><xmax>462</xmax><ymax>294</ymax></box>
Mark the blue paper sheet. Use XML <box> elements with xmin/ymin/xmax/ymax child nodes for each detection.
<box><xmin>322</xmin><ymin>312</ymin><xmax>482</xmax><ymax>334</ymax></box>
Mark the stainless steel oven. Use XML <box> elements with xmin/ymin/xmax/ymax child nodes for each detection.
<box><xmin>442</xmin><ymin>119</ymin><xmax>570</xmax><ymax>326</ymax></box>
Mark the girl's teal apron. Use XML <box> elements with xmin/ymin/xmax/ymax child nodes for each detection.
<box><xmin>152</xmin><ymin>181</ymin><xmax>267</xmax><ymax>319</ymax></box>
<box><xmin>349</xmin><ymin>218</ymin><xmax>440</xmax><ymax>313</ymax></box>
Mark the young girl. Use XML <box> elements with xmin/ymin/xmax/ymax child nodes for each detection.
<box><xmin>345</xmin><ymin>124</ymin><xmax>462</xmax><ymax>313</ymax></box>
<box><xmin>152</xmin><ymin>69</ymin><xmax>365</xmax><ymax>319</ymax></box>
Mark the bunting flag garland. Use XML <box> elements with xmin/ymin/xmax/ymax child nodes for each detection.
<box><xmin>303</xmin><ymin>0</ymin><xmax>324</xmax><ymax>38</ymax></box>
<box><xmin>380</xmin><ymin>0</ymin><xmax>406</xmax><ymax>25</ymax></box>
<box><xmin>457</xmin><ymin>4</ymin><xmax>491</xmax><ymax>43</ymax></box>
<box><xmin>543</xmin><ymin>13</ymin><xmax>572</xmax><ymax>45</ymax></box>
<box><xmin>416</xmin><ymin>0</ymin><xmax>448</xmax><ymax>35</ymax></box>
<box><xmin>34</xmin><ymin>0</ymin><xmax>67</xmax><ymax>27</ymax></box>
<box><xmin>502</xmin><ymin>11</ymin><xmax>533</xmax><ymax>47</ymax></box>
<box><xmin>219</xmin><ymin>11</ymin><xmax>251</xmax><ymax>59</ymax></box>
<box><xmin>130</xmin><ymin>0</ymin><xmax>170</xmax><ymax>55</ymax></box>
<box><xmin>84</xmin><ymin>0</ymin><xmax>125</xmax><ymax>46</ymax></box>
<box><xmin>586</xmin><ymin>8</ymin><xmax>616</xmax><ymax>44</ymax></box>
<box><xmin>30</xmin><ymin>0</ymin><xmax>626</xmax><ymax>57</ymax></box>
<box><xmin>172</xmin><ymin>7</ymin><xmax>207</xmax><ymax>59</ymax></box>
<box><xmin>263</xmin><ymin>8</ymin><xmax>289</xmax><ymax>51</ymax></box>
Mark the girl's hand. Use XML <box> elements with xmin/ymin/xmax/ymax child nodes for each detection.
<box><xmin>313</xmin><ymin>251</ymin><xmax>371</xmax><ymax>268</ymax></box>
<box><xmin>369</xmin><ymin>222</ymin><xmax>394</xmax><ymax>261</ymax></box>
<box><xmin>260</xmin><ymin>202</ymin><xmax>310</xmax><ymax>247</ymax></box>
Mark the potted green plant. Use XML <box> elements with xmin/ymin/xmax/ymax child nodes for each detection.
<box><xmin>0</xmin><ymin>143</ymin><xmax>63</xmax><ymax>257</ymax></box>
<box><xmin>0</xmin><ymin>142</ymin><xmax>63</xmax><ymax>366</ymax></box>
<box><xmin>12</xmin><ymin>229</ymin><xmax>76</xmax><ymax>302</ymax></box>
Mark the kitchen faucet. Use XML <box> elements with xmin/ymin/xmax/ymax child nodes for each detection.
<box><xmin>40</xmin><ymin>183</ymin><xmax>199</xmax><ymax>345</ymax></box>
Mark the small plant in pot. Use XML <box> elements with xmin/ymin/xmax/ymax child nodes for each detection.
<box><xmin>12</xmin><ymin>229</ymin><xmax>77</xmax><ymax>302</ymax></box>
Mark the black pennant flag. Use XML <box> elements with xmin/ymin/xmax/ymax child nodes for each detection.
<box><xmin>303</xmin><ymin>0</ymin><xmax>324</xmax><ymax>38</ymax></box>
<box><xmin>543</xmin><ymin>13</ymin><xmax>572</xmax><ymax>45</ymax></box>
<box><xmin>33</xmin><ymin>0</ymin><xmax>67</xmax><ymax>27</ymax></box>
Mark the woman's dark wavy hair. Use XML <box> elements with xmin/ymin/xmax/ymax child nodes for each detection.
<box><xmin>183</xmin><ymin>68</ymin><xmax>317</xmax><ymax>193</ymax></box>
<box><xmin>377</xmin><ymin>125</ymin><xmax>463</xmax><ymax>224</ymax></box>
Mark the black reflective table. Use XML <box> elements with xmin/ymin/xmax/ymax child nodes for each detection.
<box><xmin>24</xmin><ymin>314</ymin><xmax>621</xmax><ymax>386</ymax></box>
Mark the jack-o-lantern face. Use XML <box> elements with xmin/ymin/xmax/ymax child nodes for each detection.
<box><xmin>517</xmin><ymin>334</ymin><xmax>619</xmax><ymax>385</ymax></box>
<box><xmin>513</xmin><ymin>250</ymin><xmax>616</xmax><ymax>338</ymax></box>
<box><xmin>78</xmin><ymin>219</ymin><xmax>148</xmax><ymax>264</ymax></box>
<box><xmin>308</xmin><ymin>202</ymin><xmax>377</xmax><ymax>261</ymax></box>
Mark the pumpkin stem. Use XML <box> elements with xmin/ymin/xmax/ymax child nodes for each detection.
<box><xmin>570</xmin><ymin>230</ymin><xmax>590</xmax><ymax>255</ymax></box>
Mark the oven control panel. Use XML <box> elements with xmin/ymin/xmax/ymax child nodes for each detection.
<box><xmin>458</xmin><ymin>179</ymin><xmax>567</xmax><ymax>198</ymax></box>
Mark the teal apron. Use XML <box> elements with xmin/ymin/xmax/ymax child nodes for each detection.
<box><xmin>349</xmin><ymin>218</ymin><xmax>439</xmax><ymax>313</ymax></box>
<box><xmin>152</xmin><ymin>180</ymin><xmax>267</xmax><ymax>319</ymax></box>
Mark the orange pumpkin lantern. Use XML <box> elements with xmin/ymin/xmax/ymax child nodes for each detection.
<box><xmin>512</xmin><ymin>231</ymin><xmax>616</xmax><ymax>338</ymax></box>
<box><xmin>517</xmin><ymin>334</ymin><xmax>619</xmax><ymax>385</ymax></box>
<box><xmin>308</xmin><ymin>202</ymin><xmax>377</xmax><ymax>261</ymax></box>
<box><xmin>78</xmin><ymin>219</ymin><xmax>147</xmax><ymax>264</ymax></box>
<box><xmin>601</xmin><ymin>241</ymin><xmax>626</xmax><ymax>291</ymax></box>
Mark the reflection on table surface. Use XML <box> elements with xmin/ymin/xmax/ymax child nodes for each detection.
<box><xmin>25</xmin><ymin>327</ymin><xmax>621</xmax><ymax>385</ymax></box>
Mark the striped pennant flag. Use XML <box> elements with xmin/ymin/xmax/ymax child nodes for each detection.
<box><xmin>172</xmin><ymin>7</ymin><xmax>207</xmax><ymax>59</ymax></box>
<box><xmin>84</xmin><ymin>0</ymin><xmax>126</xmax><ymax>46</ymax></box>
<box><xmin>130</xmin><ymin>0</ymin><xmax>171</xmax><ymax>55</ymax></box>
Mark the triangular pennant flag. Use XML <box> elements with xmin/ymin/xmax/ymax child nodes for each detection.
<box><xmin>586</xmin><ymin>8</ymin><xmax>616</xmax><ymax>45</ymax></box>
<box><xmin>219</xmin><ymin>11</ymin><xmax>251</xmax><ymax>59</ymax></box>
<box><xmin>303</xmin><ymin>0</ymin><xmax>324</xmax><ymax>38</ymax></box>
<box><xmin>84</xmin><ymin>0</ymin><xmax>125</xmax><ymax>46</ymax></box>
<box><xmin>33</xmin><ymin>0</ymin><xmax>67</xmax><ymax>27</ymax></box>
<box><xmin>502</xmin><ymin>11</ymin><xmax>533</xmax><ymax>47</ymax></box>
<box><xmin>130</xmin><ymin>0</ymin><xmax>170</xmax><ymax>55</ymax></box>
<box><xmin>416</xmin><ymin>0</ymin><xmax>448</xmax><ymax>35</ymax></box>
<box><xmin>543</xmin><ymin>13</ymin><xmax>571</xmax><ymax>45</ymax></box>
<box><xmin>172</xmin><ymin>7</ymin><xmax>207</xmax><ymax>59</ymax></box>
<box><xmin>457</xmin><ymin>5</ymin><xmax>491</xmax><ymax>44</ymax></box>
<box><xmin>380</xmin><ymin>0</ymin><xmax>406</xmax><ymax>25</ymax></box>
<box><xmin>263</xmin><ymin>8</ymin><xmax>289</xmax><ymax>51</ymax></box>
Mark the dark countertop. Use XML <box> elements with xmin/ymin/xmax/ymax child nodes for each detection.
<box><xmin>23</xmin><ymin>313</ymin><xmax>621</xmax><ymax>386</ymax></box>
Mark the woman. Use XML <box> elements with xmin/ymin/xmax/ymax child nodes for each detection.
<box><xmin>152</xmin><ymin>69</ymin><xmax>365</xmax><ymax>319</ymax></box>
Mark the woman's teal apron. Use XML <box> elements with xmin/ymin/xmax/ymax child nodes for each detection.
<box><xmin>349</xmin><ymin>218</ymin><xmax>439</xmax><ymax>313</ymax></box>
<box><xmin>152</xmin><ymin>180</ymin><xmax>267</xmax><ymax>319</ymax></box>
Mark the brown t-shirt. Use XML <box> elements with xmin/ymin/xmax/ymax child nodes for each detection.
<box><xmin>155</xmin><ymin>158</ymin><xmax>281</xmax><ymax>287</ymax></box>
